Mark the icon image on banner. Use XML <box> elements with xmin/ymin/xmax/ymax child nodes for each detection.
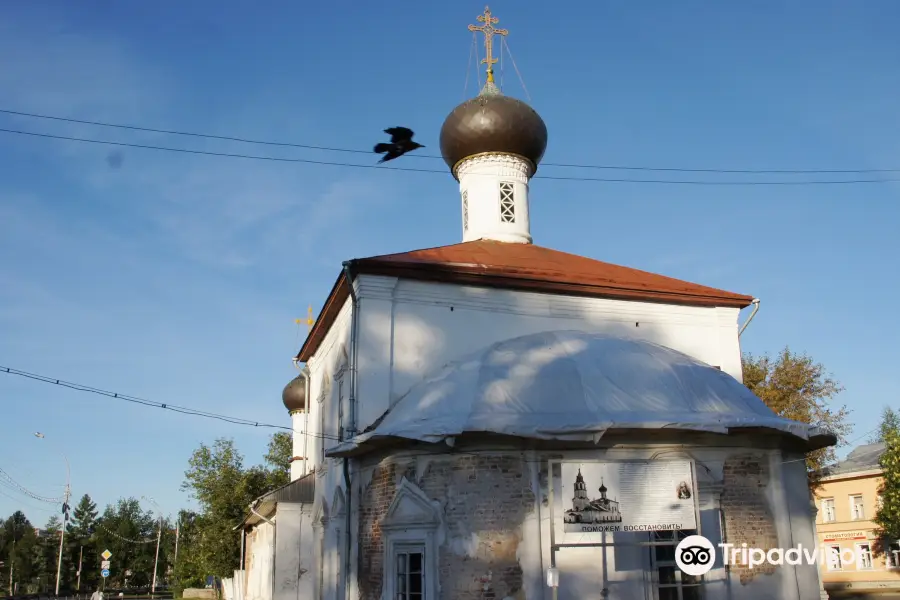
<box><xmin>101</xmin><ymin>569</ymin><xmax>110</xmax><ymax>578</ymax></box>
<box><xmin>675</xmin><ymin>535</ymin><xmax>716</xmax><ymax>576</ymax></box>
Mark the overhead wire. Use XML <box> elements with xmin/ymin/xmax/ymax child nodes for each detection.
<box><xmin>4</xmin><ymin>107</ymin><xmax>900</xmax><ymax>175</ymax></box>
<box><xmin>1</xmin><ymin>125</ymin><xmax>899</xmax><ymax>186</ymax></box>
<box><xmin>0</xmin><ymin>365</ymin><xmax>342</xmax><ymax>441</ymax></box>
<box><xmin>0</xmin><ymin>466</ymin><xmax>64</xmax><ymax>504</ymax></box>
<box><xmin>1</xmin><ymin>362</ymin><xmax>873</xmax><ymax>474</ymax></box>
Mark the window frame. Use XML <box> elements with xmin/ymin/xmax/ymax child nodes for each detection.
<box><xmin>498</xmin><ymin>181</ymin><xmax>516</xmax><ymax>223</ymax></box>
<box><xmin>849</xmin><ymin>494</ymin><xmax>865</xmax><ymax>521</ymax></box>
<box><xmin>826</xmin><ymin>545</ymin><xmax>842</xmax><ymax>571</ymax></box>
<box><xmin>462</xmin><ymin>190</ymin><xmax>469</xmax><ymax>232</ymax></box>
<box><xmin>821</xmin><ymin>498</ymin><xmax>836</xmax><ymax>523</ymax></box>
<box><xmin>650</xmin><ymin>529</ymin><xmax>705</xmax><ymax>600</ymax></box>
<box><xmin>380</xmin><ymin>479</ymin><xmax>440</xmax><ymax>600</ymax></box>
<box><xmin>393</xmin><ymin>543</ymin><xmax>426</xmax><ymax>600</ymax></box>
<box><xmin>856</xmin><ymin>543</ymin><xmax>873</xmax><ymax>570</ymax></box>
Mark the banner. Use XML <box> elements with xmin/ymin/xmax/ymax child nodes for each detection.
<box><xmin>555</xmin><ymin>460</ymin><xmax>697</xmax><ymax>535</ymax></box>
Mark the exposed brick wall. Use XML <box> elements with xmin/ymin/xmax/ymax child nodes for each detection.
<box><xmin>357</xmin><ymin>454</ymin><xmax>536</xmax><ymax>600</ymax></box>
<box><xmin>721</xmin><ymin>453</ymin><xmax>779</xmax><ymax>584</ymax></box>
<box><xmin>358</xmin><ymin>460</ymin><xmax>396</xmax><ymax>600</ymax></box>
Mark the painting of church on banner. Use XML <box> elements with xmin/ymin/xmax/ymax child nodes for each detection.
<box><xmin>557</xmin><ymin>461</ymin><xmax>697</xmax><ymax>535</ymax></box>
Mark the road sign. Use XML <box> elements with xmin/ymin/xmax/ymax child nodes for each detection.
<box><xmin>101</xmin><ymin>549</ymin><xmax>112</xmax><ymax>560</ymax></box>
<box><xmin>101</xmin><ymin>569</ymin><xmax>110</xmax><ymax>578</ymax></box>
<box><xmin>101</xmin><ymin>560</ymin><xmax>110</xmax><ymax>569</ymax></box>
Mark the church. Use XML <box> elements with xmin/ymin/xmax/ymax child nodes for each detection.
<box><xmin>237</xmin><ymin>7</ymin><xmax>837</xmax><ymax>600</ymax></box>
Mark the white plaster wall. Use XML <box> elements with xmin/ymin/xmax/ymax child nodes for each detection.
<box><xmin>354</xmin><ymin>275</ymin><xmax>746</xmax><ymax>434</ymax></box>
<box><xmin>306</xmin><ymin>295</ymin><xmax>353</xmax><ymax>472</ymax></box>
<box><xmin>274</xmin><ymin>504</ymin><xmax>313</xmax><ymax>600</ymax></box>
<box><xmin>245</xmin><ymin>522</ymin><xmax>274</xmax><ymax>600</ymax></box>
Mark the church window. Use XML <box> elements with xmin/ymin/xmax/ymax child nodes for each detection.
<box><xmin>462</xmin><ymin>190</ymin><xmax>469</xmax><ymax>231</ymax></box>
<box><xmin>499</xmin><ymin>181</ymin><xmax>515</xmax><ymax>223</ymax></box>
<box><xmin>394</xmin><ymin>545</ymin><xmax>425</xmax><ymax>600</ymax></box>
<box><xmin>651</xmin><ymin>529</ymin><xmax>703</xmax><ymax>600</ymax></box>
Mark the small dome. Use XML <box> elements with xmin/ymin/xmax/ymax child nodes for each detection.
<box><xmin>282</xmin><ymin>375</ymin><xmax>306</xmax><ymax>412</ymax></box>
<box><xmin>598</xmin><ymin>480</ymin><xmax>607</xmax><ymax>493</ymax></box>
<box><xmin>439</xmin><ymin>84</ymin><xmax>548</xmax><ymax>178</ymax></box>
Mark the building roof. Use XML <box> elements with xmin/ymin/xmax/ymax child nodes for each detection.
<box><xmin>820</xmin><ymin>442</ymin><xmax>886</xmax><ymax>478</ymax></box>
<box><xmin>326</xmin><ymin>330</ymin><xmax>834</xmax><ymax>457</ymax></box>
<box><xmin>296</xmin><ymin>240</ymin><xmax>755</xmax><ymax>362</ymax></box>
<box><xmin>237</xmin><ymin>472</ymin><xmax>315</xmax><ymax>530</ymax></box>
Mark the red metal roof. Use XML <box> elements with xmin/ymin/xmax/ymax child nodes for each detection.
<box><xmin>296</xmin><ymin>240</ymin><xmax>753</xmax><ymax>362</ymax></box>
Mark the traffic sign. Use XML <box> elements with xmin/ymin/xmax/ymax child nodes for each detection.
<box><xmin>101</xmin><ymin>569</ymin><xmax>110</xmax><ymax>578</ymax></box>
<box><xmin>101</xmin><ymin>549</ymin><xmax>112</xmax><ymax>560</ymax></box>
<box><xmin>101</xmin><ymin>560</ymin><xmax>111</xmax><ymax>569</ymax></box>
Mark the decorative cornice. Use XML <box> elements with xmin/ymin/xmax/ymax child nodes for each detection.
<box><xmin>453</xmin><ymin>152</ymin><xmax>534</xmax><ymax>180</ymax></box>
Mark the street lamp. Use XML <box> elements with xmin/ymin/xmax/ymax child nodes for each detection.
<box><xmin>34</xmin><ymin>432</ymin><xmax>71</xmax><ymax>597</ymax></box>
<box><xmin>142</xmin><ymin>496</ymin><xmax>163</xmax><ymax>597</ymax></box>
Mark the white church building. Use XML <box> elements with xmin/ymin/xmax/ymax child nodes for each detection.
<box><xmin>237</xmin><ymin>7</ymin><xmax>837</xmax><ymax>600</ymax></box>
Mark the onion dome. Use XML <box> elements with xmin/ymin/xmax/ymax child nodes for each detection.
<box><xmin>599</xmin><ymin>479</ymin><xmax>607</xmax><ymax>494</ymax></box>
<box><xmin>439</xmin><ymin>73</ymin><xmax>548</xmax><ymax>179</ymax></box>
<box><xmin>282</xmin><ymin>374</ymin><xmax>307</xmax><ymax>413</ymax></box>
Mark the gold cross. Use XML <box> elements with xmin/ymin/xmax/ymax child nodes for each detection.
<box><xmin>468</xmin><ymin>6</ymin><xmax>508</xmax><ymax>82</ymax></box>
<box><xmin>295</xmin><ymin>305</ymin><xmax>315</xmax><ymax>332</ymax></box>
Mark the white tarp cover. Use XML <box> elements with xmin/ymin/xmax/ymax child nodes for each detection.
<box><xmin>337</xmin><ymin>331</ymin><xmax>820</xmax><ymax>451</ymax></box>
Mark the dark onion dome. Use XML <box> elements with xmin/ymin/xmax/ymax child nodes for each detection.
<box><xmin>598</xmin><ymin>480</ymin><xmax>607</xmax><ymax>493</ymax></box>
<box><xmin>439</xmin><ymin>76</ymin><xmax>548</xmax><ymax>179</ymax></box>
<box><xmin>282</xmin><ymin>374</ymin><xmax>307</xmax><ymax>412</ymax></box>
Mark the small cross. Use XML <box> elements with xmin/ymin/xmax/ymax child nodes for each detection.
<box><xmin>295</xmin><ymin>305</ymin><xmax>315</xmax><ymax>332</ymax></box>
<box><xmin>468</xmin><ymin>6</ymin><xmax>508</xmax><ymax>82</ymax></box>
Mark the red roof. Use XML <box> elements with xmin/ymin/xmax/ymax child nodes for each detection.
<box><xmin>296</xmin><ymin>240</ymin><xmax>753</xmax><ymax>362</ymax></box>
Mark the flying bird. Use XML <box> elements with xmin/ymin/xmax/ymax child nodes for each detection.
<box><xmin>374</xmin><ymin>127</ymin><xmax>424</xmax><ymax>163</ymax></box>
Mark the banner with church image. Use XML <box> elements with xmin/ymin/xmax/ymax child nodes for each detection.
<box><xmin>555</xmin><ymin>460</ymin><xmax>697</xmax><ymax>535</ymax></box>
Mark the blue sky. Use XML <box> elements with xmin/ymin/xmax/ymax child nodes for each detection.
<box><xmin>1</xmin><ymin>0</ymin><xmax>899</xmax><ymax>525</ymax></box>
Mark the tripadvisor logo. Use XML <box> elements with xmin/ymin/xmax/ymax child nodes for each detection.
<box><xmin>675</xmin><ymin>535</ymin><xmax>864</xmax><ymax>576</ymax></box>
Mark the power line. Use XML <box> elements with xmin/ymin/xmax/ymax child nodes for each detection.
<box><xmin>2</xmin><ymin>125</ymin><xmax>899</xmax><ymax>186</ymax></box>
<box><xmin>2</xmin><ymin>107</ymin><xmax>900</xmax><ymax>178</ymax></box>
<box><xmin>0</xmin><ymin>365</ymin><xmax>341</xmax><ymax>441</ymax></box>
<box><xmin>0</xmin><ymin>466</ymin><xmax>64</xmax><ymax>504</ymax></box>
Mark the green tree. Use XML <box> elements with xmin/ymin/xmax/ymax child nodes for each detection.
<box><xmin>179</xmin><ymin>437</ymin><xmax>281</xmax><ymax>580</ymax></box>
<box><xmin>264</xmin><ymin>432</ymin><xmax>293</xmax><ymax>488</ymax></box>
<box><xmin>67</xmin><ymin>494</ymin><xmax>99</xmax><ymax>592</ymax></box>
<box><xmin>870</xmin><ymin>407</ymin><xmax>900</xmax><ymax>444</ymax></box>
<box><xmin>172</xmin><ymin>510</ymin><xmax>203</xmax><ymax>595</ymax></box>
<box><xmin>742</xmin><ymin>347</ymin><xmax>851</xmax><ymax>479</ymax></box>
<box><xmin>873</xmin><ymin>410</ymin><xmax>900</xmax><ymax>558</ymax></box>
<box><xmin>93</xmin><ymin>498</ymin><xmax>158</xmax><ymax>588</ymax></box>
<box><xmin>0</xmin><ymin>511</ymin><xmax>38</xmax><ymax>594</ymax></box>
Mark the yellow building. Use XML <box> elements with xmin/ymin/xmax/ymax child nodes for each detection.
<box><xmin>813</xmin><ymin>442</ymin><xmax>900</xmax><ymax>594</ymax></box>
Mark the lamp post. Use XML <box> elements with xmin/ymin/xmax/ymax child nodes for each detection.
<box><xmin>142</xmin><ymin>496</ymin><xmax>163</xmax><ymax>597</ymax></box>
<box><xmin>35</xmin><ymin>432</ymin><xmax>70</xmax><ymax>597</ymax></box>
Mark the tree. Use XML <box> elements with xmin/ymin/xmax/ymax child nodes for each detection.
<box><xmin>179</xmin><ymin>436</ymin><xmax>285</xmax><ymax>580</ymax></box>
<box><xmin>0</xmin><ymin>511</ymin><xmax>38</xmax><ymax>594</ymax></box>
<box><xmin>67</xmin><ymin>494</ymin><xmax>99</xmax><ymax>592</ymax></box>
<box><xmin>873</xmin><ymin>410</ymin><xmax>900</xmax><ymax>559</ymax></box>
<box><xmin>742</xmin><ymin>347</ymin><xmax>851</xmax><ymax>477</ymax></box>
<box><xmin>870</xmin><ymin>407</ymin><xmax>900</xmax><ymax>444</ymax></box>
<box><xmin>264</xmin><ymin>432</ymin><xmax>293</xmax><ymax>489</ymax></box>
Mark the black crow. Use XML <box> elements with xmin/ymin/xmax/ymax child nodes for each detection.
<box><xmin>374</xmin><ymin>127</ymin><xmax>424</xmax><ymax>163</ymax></box>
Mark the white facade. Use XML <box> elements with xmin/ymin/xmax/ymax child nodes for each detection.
<box><xmin>457</xmin><ymin>153</ymin><xmax>533</xmax><ymax>244</ymax></box>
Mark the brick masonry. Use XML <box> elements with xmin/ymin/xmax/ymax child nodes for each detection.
<box><xmin>721</xmin><ymin>453</ymin><xmax>779</xmax><ymax>584</ymax></box>
<box><xmin>358</xmin><ymin>454</ymin><xmax>536</xmax><ymax>600</ymax></box>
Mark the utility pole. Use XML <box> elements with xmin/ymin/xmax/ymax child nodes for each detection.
<box><xmin>151</xmin><ymin>514</ymin><xmax>162</xmax><ymax>596</ymax></box>
<box><xmin>76</xmin><ymin>545</ymin><xmax>84</xmax><ymax>592</ymax></box>
<box><xmin>9</xmin><ymin>539</ymin><xmax>14</xmax><ymax>596</ymax></box>
<box><xmin>55</xmin><ymin>478</ymin><xmax>71</xmax><ymax>595</ymax></box>
<box><xmin>173</xmin><ymin>520</ymin><xmax>180</xmax><ymax>586</ymax></box>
